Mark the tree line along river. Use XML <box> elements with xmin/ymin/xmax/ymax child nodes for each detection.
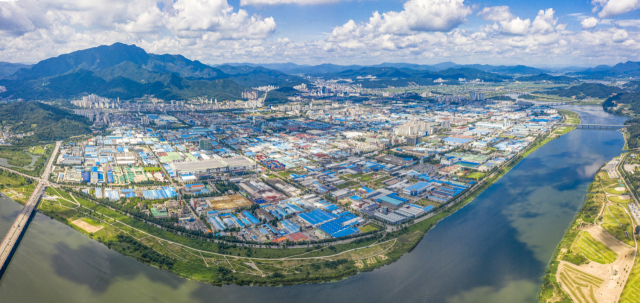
<box><xmin>0</xmin><ymin>105</ymin><xmax>627</xmax><ymax>303</ymax></box>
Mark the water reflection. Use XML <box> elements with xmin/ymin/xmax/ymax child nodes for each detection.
<box><xmin>0</xmin><ymin>106</ymin><xmax>628</xmax><ymax>303</ymax></box>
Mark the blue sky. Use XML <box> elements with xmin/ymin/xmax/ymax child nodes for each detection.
<box><xmin>1</xmin><ymin>0</ymin><xmax>640</xmax><ymax>66</ymax></box>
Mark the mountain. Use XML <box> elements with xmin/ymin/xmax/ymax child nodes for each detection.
<box><xmin>215</xmin><ymin>65</ymin><xmax>308</xmax><ymax>87</ymax></box>
<box><xmin>321</xmin><ymin>66</ymin><xmax>509</xmax><ymax>87</ymax></box>
<box><xmin>462</xmin><ymin>64</ymin><xmax>545</xmax><ymax>75</ymax></box>
<box><xmin>570</xmin><ymin>61</ymin><xmax>640</xmax><ymax>78</ymax></box>
<box><xmin>0</xmin><ymin>43</ymin><xmax>307</xmax><ymax>101</ymax></box>
<box><xmin>0</xmin><ymin>101</ymin><xmax>92</xmax><ymax>145</ymax></box>
<box><xmin>0</xmin><ymin>62</ymin><xmax>31</xmax><ymax>79</ymax></box>
<box><xmin>227</xmin><ymin>61</ymin><xmax>545</xmax><ymax>76</ymax></box>
<box><xmin>1</xmin><ymin>69</ymin><xmax>244</xmax><ymax>101</ymax></box>
<box><xmin>515</xmin><ymin>73</ymin><xmax>576</xmax><ymax>83</ymax></box>
<box><xmin>9</xmin><ymin>43</ymin><xmax>227</xmax><ymax>80</ymax></box>
<box><xmin>544</xmin><ymin>83</ymin><xmax>623</xmax><ymax>99</ymax></box>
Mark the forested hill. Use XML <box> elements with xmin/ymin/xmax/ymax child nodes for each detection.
<box><xmin>545</xmin><ymin>83</ymin><xmax>624</xmax><ymax>99</ymax></box>
<box><xmin>0</xmin><ymin>101</ymin><xmax>92</xmax><ymax>145</ymax></box>
<box><xmin>515</xmin><ymin>73</ymin><xmax>576</xmax><ymax>83</ymax></box>
<box><xmin>0</xmin><ymin>43</ymin><xmax>308</xmax><ymax>101</ymax></box>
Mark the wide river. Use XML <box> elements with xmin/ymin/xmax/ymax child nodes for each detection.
<box><xmin>0</xmin><ymin>106</ymin><xmax>627</xmax><ymax>303</ymax></box>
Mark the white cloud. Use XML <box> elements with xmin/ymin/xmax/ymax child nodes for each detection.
<box><xmin>613</xmin><ymin>28</ymin><xmax>630</xmax><ymax>42</ymax></box>
<box><xmin>0</xmin><ymin>0</ymin><xmax>640</xmax><ymax>67</ymax></box>
<box><xmin>0</xmin><ymin>0</ymin><xmax>275</xmax><ymax>41</ymax></box>
<box><xmin>331</xmin><ymin>0</ymin><xmax>472</xmax><ymax>38</ymax></box>
<box><xmin>581</xmin><ymin>17</ymin><xmax>598</xmax><ymax>29</ymax></box>
<box><xmin>531</xmin><ymin>9</ymin><xmax>557</xmax><ymax>34</ymax></box>
<box><xmin>615</xmin><ymin>19</ymin><xmax>640</xmax><ymax>27</ymax></box>
<box><xmin>500</xmin><ymin>17</ymin><xmax>531</xmax><ymax>35</ymax></box>
<box><xmin>477</xmin><ymin>6</ymin><xmax>513</xmax><ymax>22</ymax></box>
<box><xmin>165</xmin><ymin>0</ymin><xmax>275</xmax><ymax>40</ymax></box>
<box><xmin>592</xmin><ymin>0</ymin><xmax>640</xmax><ymax>18</ymax></box>
<box><xmin>240</xmin><ymin>0</ymin><xmax>340</xmax><ymax>5</ymax></box>
<box><xmin>0</xmin><ymin>3</ymin><xmax>35</xmax><ymax>36</ymax></box>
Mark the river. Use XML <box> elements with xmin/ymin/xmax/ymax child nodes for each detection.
<box><xmin>0</xmin><ymin>106</ymin><xmax>627</xmax><ymax>303</ymax></box>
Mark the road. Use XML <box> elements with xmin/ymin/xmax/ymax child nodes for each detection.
<box><xmin>0</xmin><ymin>141</ymin><xmax>61</xmax><ymax>276</ymax></box>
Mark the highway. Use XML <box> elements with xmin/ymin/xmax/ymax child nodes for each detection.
<box><xmin>0</xmin><ymin>141</ymin><xmax>61</xmax><ymax>276</ymax></box>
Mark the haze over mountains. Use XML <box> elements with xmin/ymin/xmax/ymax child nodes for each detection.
<box><xmin>227</xmin><ymin>62</ymin><xmax>547</xmax><ymax>76</ymax></box>
<box><xmin>0</xmin><ymin>43</ymin><xmax>640</xmax><ymax>102</ymax></box>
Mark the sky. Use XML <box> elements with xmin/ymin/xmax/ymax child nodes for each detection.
<box><xmin>1</xmin><ymin>0</ymin><xmax>640</xmax><ymax>67</ymax></box>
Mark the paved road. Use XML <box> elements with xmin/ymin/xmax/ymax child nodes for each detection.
<box><xmin>0</xmin><ymin>141</ymin><xmax>61</xmax><ymax>275</ymax></box>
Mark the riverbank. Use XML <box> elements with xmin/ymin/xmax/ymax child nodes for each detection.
<box><xmin>0</xmin><ymin>110</ymin><xmax>580</xmax><ymax>287</ymax></box>
<box><xmin>538</xmin><ymin>164</ymin><xmax>637</xmax><ymax>303</ymax></box>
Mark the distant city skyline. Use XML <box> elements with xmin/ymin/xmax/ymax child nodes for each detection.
<box><xmin>1</xmin><ymin>0</ymin><xmax>639</xmax><ymax>66</ymax></box>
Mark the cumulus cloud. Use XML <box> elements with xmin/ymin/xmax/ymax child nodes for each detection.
<box><xmin>500</xmin><ymin>17</ymin><xmax>531</xmax><ymax>35</ymax></box>
<box><xmin>581</xmin><ymin>17</ymin><xmax>598</xmax><ymax>29</ymax></box>
<box><xmin>477</xmin><ymin>6</ymin><xmax>513</xmax><ymax>21</ymax></box>
<box><xmin>498</xmin><ymin>8</ymin><xmax>564</xmax><ymax>36</ymax></box>
<box><xmin>165</xmin><ymin>0</ymin><xmax>275</xmax><ymax>40</ymax></box>
<box><xmin>613</xmin><ymin>28</ymin><xmax>630</xmax><ymax>42</ymax></box>
<box><xmin>0</xmin><ymin>0</ymin><xmax>275</xmax><ymax>42</ymax></box>
<box><xmin>1</xmin><ymin>0</ymin><xmax>640</xmax><ymax>67</ymax></box>
<box><xmin>615</xmin><ymin>19</ymin><xmax>640</xmax><ymax>27</ymax></box>
<box><xmin>593</xmin><ymin>0</ymin><xmax>640</xmax><ymax>18</ymax></box>
<box><xmin>330</xmin><ymin>0</ymin><xmax>472</xmax><ymax>39</ymax></box>
<box><xmin>531</xmin><ymin>9</ymin><xmax>558</xmax><ymax>34</ymax></box>
<box><xmin>0</xmin><ymin>3</ymin><xmax>35</xmax><ymax>36</ymax></box>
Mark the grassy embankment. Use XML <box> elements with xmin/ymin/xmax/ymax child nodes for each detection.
<box><xmin>6</xmin><ymin>111</ymin><xmax>578</xmax><ymax>286</ymax></box>
<box><xmin>0</xmin><ymin>169</ymin><xmax>36</xmax><ymax>204</ymax></box>
<box><xmin>539</xmin><ymin>169</ymin><xmax>635</xmax><ymax>302</ymax></box>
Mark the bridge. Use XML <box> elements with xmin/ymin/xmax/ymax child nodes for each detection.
<box><xmin>0</xmin><ymin>141</ymin><xmax>61</xmax><ymax>278</ymax></box>
<box><xmin>564</xmin><ymin>124</ymin><xmax>626</xmax><ymax>130</ymax></box>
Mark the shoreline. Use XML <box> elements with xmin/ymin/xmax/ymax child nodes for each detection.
<box><xmin>2</xmin><ymin>109</ymin><xmax>579</xmax><ymax>287</ymax></box>
<box><xmin>538</xmin><ymin>109</ymin><xmax>633</xmax><ymax>302</ymax></box>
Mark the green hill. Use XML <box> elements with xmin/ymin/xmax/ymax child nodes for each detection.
<box><xmin>0</xmin><ymin>101</ymin><xmax>92</xmax><ymax>145</ymax></box>
<box><xmin>545</xmin><ymin>83</ymin><xmax>623</xmax><ymax>99</ymax></box>
<box><xmin>0</xmin><ymin>69</ymin><xmax>244</xmax><ymax>101</ymax></box>
<box><xmin>0</xmin><ymin>62</ymin><xmax>31</xmax><ymax>79</ymax></box>
<box><xmin>516</xmin><ymin>73</ymin><xmax>576</xmax><ymax>83</ymax></box>
<box><xmin>264</xmin><ymin>87</ymin><xmax>301</xmax><ymax>105</ymax></box>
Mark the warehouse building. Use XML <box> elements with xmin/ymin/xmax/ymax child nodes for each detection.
<box><xmin>170</xmin><ymin>157</ymin><xmax>256</xmax><ymax>179</ymax></box>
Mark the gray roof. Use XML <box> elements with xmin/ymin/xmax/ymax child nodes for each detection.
<box><xmin>172</xmin><ymin>159</ymin><xmax>227</xmax><ymax>172</ymax></box>
<box><xmin>222</xmin><ymin>157</ymin><xmax>254</xmax><ymax>167</ymax></box>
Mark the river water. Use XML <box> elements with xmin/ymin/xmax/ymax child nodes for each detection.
<box><xmin>0</xmin><ymin>106</ymin><xmax>627</xmax><ymax>303</ymax></box>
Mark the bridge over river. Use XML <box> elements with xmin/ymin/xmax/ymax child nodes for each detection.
<box><xmin>564</xmin><ymin>124</ymin><xmax>626</xmax><ymax>130</ymax></box>
<box><xmin>0</xmin><ymin>141</ymin><xmax>61</xmax><ymax>278</ymax></box>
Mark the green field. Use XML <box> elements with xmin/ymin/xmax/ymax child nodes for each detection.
<box><xmin>143</xmin><ymin>166</ymin><xmax>162</xmax><ymax>172</ymax></box>
<box><xmin>571</xmin><ymin>231</ymin><xmax>617</xmax><ymax>264</ymax></box>
<box><xmin>358</xmin><ymin>224</ymin><xmax>381</xmax><ymax>233</ymax></box>
<box><xmin>559</xmin><ymin>109</ymin><xmax>581</xmax><ymax>125</ymax></box>
<box><xmin>609</xmin><ymin>195</ymin><xmax>633</xmax><ymax>203</ymax></box>
<box><xmin>31</xmin><ymin>146</ymin><xmax>46</xmax><ymax>154</ymax></box>
<box><xmin>464</xmin><ymin>172</ymin><xmax>485</xmax><ymax>180</ymax></box>
<box><xmin>601</xmin><ymin>204</ymin><xmax>635</xmax><ymax>246</ymax></box>
<box><xmin>620</xmin><ymin>248</ymin><xmax>640</xmax><ymax>303</ymax></box>
<box><xmin>357</xmin><ymin>174</ymin><xmax>374</xmax><ymax>182</ymax></box>
<box><xmin>604</xmin><ymin>186</ymin><xmax>627</xmax><ymax>194</ymax></box>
